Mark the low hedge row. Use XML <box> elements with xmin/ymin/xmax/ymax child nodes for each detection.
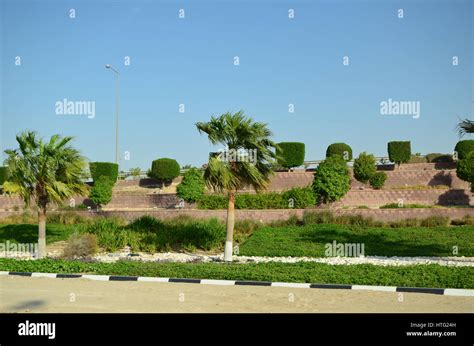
<box><xmin>197</xmin><ymin>187</ymin><xmax>316</xmax><ymax>209</ymax></box>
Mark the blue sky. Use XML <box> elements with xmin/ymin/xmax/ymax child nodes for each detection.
<box><xmin>0</xmin><ymin>0</ymin><xmax>472</xmax><ymax>171</ymax></box>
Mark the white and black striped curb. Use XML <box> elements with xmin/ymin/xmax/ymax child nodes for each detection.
<box><xmin>1</xmin><ymin>271</ymin><xmax>473</xmax><ymax>297</ymax></box>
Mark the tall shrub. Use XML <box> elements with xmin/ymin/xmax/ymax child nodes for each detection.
<box><xmin>353</xmin><ymin>152</ymin><xmax>376</xmax><ymax>183</ymax></box>
<box><xmin>387</xmin><ymin>141</ymin><xmax>411</xmax><ymax>166</ymax></box>
<box><xmin>89</xmin><ymin>162</ymin><xmax>119</xmax><ymax>182</ymax></box>
<box><xmin>326</xmin><ymin>143</ymin><xmax>352</xmax><ymax>161</ymax></box>
<box><xmin>276</xmin><ymin>142</ymin><xmax>305</xmax><ymax>169</ymax></box>
<box><xmin>0</xmin><ymin>166</ymin><xmax>8</xmax><ymax>186</ymax></box>
<box><xmin>312</xmin><ymin>156</ymin><xmax>350</xmax><ymax>204</ymax></box>
<box><xmin>456</xmin><ymin>151</ymin><xmax>474</xmax><ymax>191</ymax></box>
<box><xmin>90</xmin><ymin>176</ymin><xmax>114</xmax><ymax>209</ymax></box>
<box><xmin>176</xmin><ymin>168</ymin><xmax>205</xmax><ymax>202</ymax></box>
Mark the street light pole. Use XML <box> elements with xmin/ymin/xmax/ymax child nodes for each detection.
<box><xmin>105</xmin><ymin>64</ymin><xmax>120</xmax><ymax>167</ymax></box>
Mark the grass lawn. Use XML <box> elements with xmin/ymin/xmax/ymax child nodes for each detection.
<box><xmin>0</xmin><ymin>258</ymin><xmax>472</xmax><ymax>288</ymax></box>
<box><xmin>238</xmin><ymin>224</ymin><xmax>474</xmax><ymax>257</ymax></box>
<box><xmin>0</xmin><ymin>224</ymin><xmax>75</xmax><ymax>244</ymax></box>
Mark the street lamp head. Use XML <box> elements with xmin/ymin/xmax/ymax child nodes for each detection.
<box><xmin>105</xmin><ymin>64</ymin><xmax>111</xmax><ymax>69</ymax></box>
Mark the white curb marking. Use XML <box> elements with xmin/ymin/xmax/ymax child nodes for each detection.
<box><xmin>352</xmin><ymin>285</ymin><xmax>397</xmax><ymax>292</ymax></box>
<box><xmin>271</xmin><ymin>282</ymin><xmax>311</xmax><ymax>289</ymax></box>
<box><xmin>32</xmin><ymin>272</ymin><xmax>57</xmax><ymax>278</ymax></box>
<box><xmin>137</xmin><ymin>277</ymin><xmax>169</xmax><ymax>282</ymax></box>
<box><xmin>444</xmin><ymin>289</ymin><xmax>474</xmax><ymax>297</ymax></box>
<box><xmin>201</xmin><ymin>279</ymin><xmax>235</xmax><ymax>286</ymax></box>
<box><xmin>81</xmin><ymin>275</ymin><xmax>110</xmax><ymax>281</ymax></box>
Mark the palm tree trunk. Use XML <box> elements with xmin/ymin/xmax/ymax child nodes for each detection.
<box><xmin>224</xmin><ymin>191</ymin><xmax>235</xmax><ymax>262</ymax></box>
<box><xmin>37</xmin><ymin>208</ymin><xmax>47</xmax><ymax>259</ymax></box>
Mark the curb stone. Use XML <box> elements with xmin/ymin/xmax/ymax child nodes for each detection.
<box><xmin>1</xmin><ymin>271</ymin><xmax>473</xmax><ymax>297</ymax></box>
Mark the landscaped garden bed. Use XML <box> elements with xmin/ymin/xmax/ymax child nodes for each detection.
<box><xmin>0</xmin><ymin>258</ymin><xmax>472</xmax><ymax>289</ymax></box>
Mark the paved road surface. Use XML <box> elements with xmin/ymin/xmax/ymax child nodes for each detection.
<box><xmin>1</xmin><ymin>276</ymin><xmax>472</xmax><ymax>313</ymax></box>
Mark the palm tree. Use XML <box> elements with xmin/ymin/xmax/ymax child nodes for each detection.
<box><xmin>3</xmin><ymin>131</ymin><xmax>88</xmax><ymax>258</ymax></box>
<box><xmin>457</xmin><ymin>118</ymin><xmax>474</xmax><ymax>137</ymax></box>
<box><xmin>196</xmin><ymin>111</ymin><xmax>277</xmax><ymax>261</ymax></box>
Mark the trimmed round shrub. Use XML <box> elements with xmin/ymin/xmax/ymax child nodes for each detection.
<box><xmin>454</xmin><ymin>140</ymin><xmax>474</xmax><ymax>160</ymax></box>
<box><xmin>426</xmin><ymin>153</ymin><xmax>453</xmax><ymax>163</ymax></box>
<box><xmin>276</xmin><ymin>142</ymin><xmax>305</xmax><ymax>169</ymax></box>
<box><xmin>89</xmin><ymin>176</ymin><xmax>114</xmax><ymax>208</ymax></box>
<box><xmin>353</xmin><ymin>152</ymin><xmax>376</xmax><ymax>183</ymax></box>
<box><xmin>312</xmin><ymin>156</ymin><xmax>350</xmax><ymax>204</ymax></box>
<box><xmin>387</xmin><ymin>141</ymin><xmax>411</xmax><ymax>165</ymax></box>
<box><xmin>369</xmin><ymin>171</ymin><xmax>387</xmax><ymax>189</ymax></box>
<box><xmin>456</xmin><ymin>151</ymin><xmax>474</xmax><ymax>191</ymax></box>
<box><xmin>176</xmin><ymin>168</ymin><xmax>205</xmax><ymax>202</ymax></box>
<box><xmin>0</xmin><ymin>166</ymin><xmax>8</xmax><ymax>186</ymax></box>
<box><xmin>326</xmin><ymin>143</ymin><xmax>352</xmax><ymax>161</ymax></box>
<box><xmin>149</xmin><ymin>158</ymin><xmax>180</xmax><ymax>182</ymax></box>
<box><xmin>89</xmin><ymin>162</ymin><xmax>119</xmax><ymax>182</ymax></box>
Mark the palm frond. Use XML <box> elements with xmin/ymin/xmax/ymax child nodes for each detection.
<box><xmin>457</xmin><ymin>119</ymin><xmax>474</xmax><ymax>137</ymax></box>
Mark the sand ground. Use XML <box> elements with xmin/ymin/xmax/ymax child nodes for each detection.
<box><xmin>0</xmin><ymin>276</ymin><xmax>473</xmax><ymax>313</ymax></box>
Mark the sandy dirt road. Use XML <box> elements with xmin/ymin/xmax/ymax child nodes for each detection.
<box><xmin>0</xmin><ymin>276</ymin><xmax>473</xmax><ymax>313</ymax></box>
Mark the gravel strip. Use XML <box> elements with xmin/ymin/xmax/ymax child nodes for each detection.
<box><xmin>2</xmin><ymin>250</ymin><xmax>473</xmax><ymax>267</ymax></box>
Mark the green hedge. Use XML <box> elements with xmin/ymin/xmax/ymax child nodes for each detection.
<box><xmin>0</xmin><ymin>166</ymin><xmax>8</xmax><ymax>186</ymax></box>
<box><xmin>197</xmin><ymin>187</ymin><xmax>316</xmax><ymax>209</ymax></box>
<box><xmin>149</xmin><ymin>158</ymin><xmax>180</xmax><ymax>181</ymax></box>
<box><xmin>89</xmin><ymin>162</ymin><xmax>119</xmax><ymax>182</ymax></box>
<box><xmin>387</xmin><ymin>141</ymin><xmax>411</xmax><ymax>165</ymax></box>
<box><xmin>426</xmin><ymin>153</ymin><xmax>453</xmax><ymax>163</ymax></box>
<box><xmin>454</xmin><ymin>140</ymin><xmax>474</xmax><ymax>160</ymax></box>
<box><xmin>276</xmin><ymin>142</ymin><xmax>305</xmax><ymax>169</ymax></box>
<box><xmin>326</xmin><ymin>143</ymin><xmax>352</xmax><ymax>161</ymax></box>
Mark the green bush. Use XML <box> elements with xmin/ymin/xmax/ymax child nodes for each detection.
<box><xmin>369</xmin><ymin>171</ymin><xmax>387</xmax><ymax>189</ymax></box>
<box><xmin>282</xmin><ymin>187</ymin><xmax>316</xmax><ymax>208</ymax></box>
<box><xmin>89</xmin><ymin>176</ymin><xmax>114</xmax><ymax>208</ymax></box>
<box><xmin>149</xmin><ymin>158</ymin><xmax>180</xmax><ymax>182</ymax></box>
<box><xmin>312</xmin><ymin>156</ymin><xmax>350</xmax><ymax>204</ymax></box>
<box><xmin>89</xmin><ymin>162</ymin><xmax>119</xmax><ymax>182</ymax></box>
<box><xmin>326</xmin><ymin>143</ymin><xmax>352</xmax><ymax>161</ymax></box>
<box><xmin>426</xmin><ymin>153</ymin><xmax>453</xmax><ymax>163</ymax></box>
<box><xmin>456</xmin><ymin>151</ymin><xmax>474</xmax><ymax>191</ymax></box>
<box><xmin>420</xmin><ymin>216</ymin><xmax>450</xmax><ymax>227</ymax></box>
<box><xmin>353</xmin><ymin>152</ymin><xmax>376</xmax><ymax>183</ymax></box>
<box><xmin>176</xmin><ymin>168</ymin><xmax>205</xmax><ymax>202</ymax></box>
<box><xmin>276</xmin><ymin>142</ymin><xmax>305</xmax><ymax>169</ymax></box>
<box><xmin>454</xmin><ymin>140</ymin><xmax>474</xmax><ymax>160</ymax></box>
<box><xmin>47</xmin><ymin>212</ymin><xmax>90</xmax><ymax>225</ymax></box>
<box><xmin>387</xmin><ymin>141</ymin><xmax>411</xmax><ymax>165</ymax></box>
<box><xmin>0</xmin><ymin>166</ymin><xmax>8</xmax><ymax>186</ymax></box>
<box><xmin>302</xmin><ymin>211</ymin><xmax>335</xmax><ymax>225</ymax></box>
